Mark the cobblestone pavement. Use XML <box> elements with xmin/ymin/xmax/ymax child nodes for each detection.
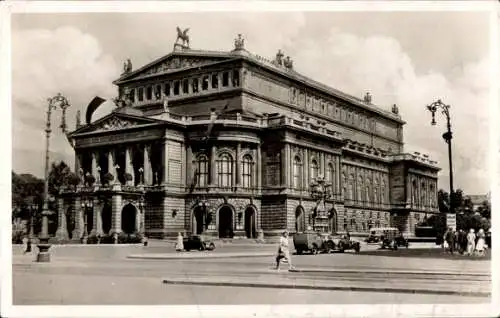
<box><xmin>12</xmin><ymin>242</ymin><xmax>491</xmax><ymax>305</ymax></box>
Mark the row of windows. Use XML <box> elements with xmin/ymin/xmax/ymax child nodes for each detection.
<box><xmin>195</xmin><ymin>153</ymin><xmax>253</xmax><ymax>189</ymax></box>
<box><xmin>412</xmin><ymin>180</ymin><xmax>437</xmax><ymax>208</ymax></box>
<box><xmin>292</xmin><ymin>157</ymin><xmax>337</xmax><ymax>190</ymax></box>
<box><xmin>128</xmin><ymin>69</ymin><xmax>240</xmax><ymax>103</ymax></box>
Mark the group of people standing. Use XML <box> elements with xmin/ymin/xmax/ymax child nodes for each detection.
<box><xmin>443</xmin><ymin>227</ymin><xmax>488</xmax><ymax>256</ymax></box>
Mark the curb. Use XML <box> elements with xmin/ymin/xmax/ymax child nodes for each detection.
<box><xmin>127</xmin><ymin>252</ymin><xmax>275</xmax><ymax>260</ymax></box>
<box><xmin>162</xmin><ymin>278</ymin><xmax>490</xmax><ymax>298</ymax></box>
<box><xmin>289</xmin><ymin>268</ymin><xmax>490</xmax><ymax>277</ymax></box>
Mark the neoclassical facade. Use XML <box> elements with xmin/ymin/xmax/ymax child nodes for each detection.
<box><xmin>55</xmin><ymin>33</ymin><xmax>440</xmax><ymax>241</ymax></box>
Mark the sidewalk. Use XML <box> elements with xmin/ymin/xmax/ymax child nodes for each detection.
<box><xmin>127</xmin><ymin>251</ymin><xmax>276</xmax><ymax>260</ymax></box>
<box><xmin>162</xmin><ymin>273</ymin><xmax>491</xmax><ymax>297</ymax></box>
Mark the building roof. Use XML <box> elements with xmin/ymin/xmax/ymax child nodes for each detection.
<box><xmin>114</xmin><ymin>38</ymin><xmax>404</xmax><ymax>124</ymax></box>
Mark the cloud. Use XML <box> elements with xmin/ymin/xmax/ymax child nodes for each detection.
<box><xmin>12</xmin><ymin>26</ymin><xmax>120</xmax><ymax>176</ymax></box>
<box><xmin>285</xmin><ymin>28</ymin><xmax>490</xmax><ymax>194</ymax></box>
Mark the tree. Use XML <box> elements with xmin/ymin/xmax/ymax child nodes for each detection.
<box><xmin>437</xmin><ymin>189</ymin><xmax>450</xmax><ymax>213</ymax></box>
<box><xmin>477</xmin><ymin>200</ymin><xmax>491</xmax><ymax>219</ymax></box>
<box><xmin>450</xmin><ymin>188</ymin><xmax>464</xmax><ymax>213</ymax></box>
<box><xmin>48</xmin><ymin>161</ymin><xmax>73</xmax><ymax>196</ymax></box>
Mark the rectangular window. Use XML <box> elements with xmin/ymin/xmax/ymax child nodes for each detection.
<box><xmin>232</xmin><ymin>70</ymin><xmax>240</xmax><ymax>87</ymax></box>
<box><xmin>138</xmin><ymin>87</ymin><xmax>144</xmax><ymax>102</ymax></box>
<box><xmin>222</xmin><ymin>72</ymin><xmax>229</xmax><ymax>87</ymax></box>
<box><xmin>192</xmin><ymin>78</ymin><xmax>199</xmax><ymax>93</ymax></box>
<box><xmin>217</xmin><ymin>155</ymin><xmax>233</xmax><ymax>189</ymax></box>
<box><xmin>211</xmin><ymin>74</ymin><xmax>219</xmax><ymax>89</ymax></box>
<box><xmin>182</xmin><ymin>79</ymin><xmax>189</xmax><ymax>94</ymax></box>
<box><xmin>173</xmin><ymin>81</ymin><xmax>180</xmax><ymax>95</ymax></box>
<box><xmin>155</xmin><ymin>85</ymin><xmax>162</xmax><ymax>100</ymax></box>
<box><xmin>196</xmin><ymin>156</ymin><xmax>209</xmax><ymax>187</ymax></box>
<box><xmin>146</xmin><ymin>86</ymin><xmax>153</xmax><ymax>100</ymax></box>
<box><xmin>202</xmin><ymin>76</ymin><xmax>209</xmax><ymax>90</ymax></box>
<box><xmin>164</xmin><ymin>82</ymin><xmax>171</xmax><ymax>96</ymax></box>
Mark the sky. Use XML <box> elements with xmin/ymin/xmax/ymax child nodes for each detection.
<box><xmin>10</xmin><ymin>10</ymin><xmax>493</xmax><ymax>195</ymax></box>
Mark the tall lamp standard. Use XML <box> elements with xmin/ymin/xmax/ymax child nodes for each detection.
<box><xmin>26</xmin><ymin>201</ymin><xmax>38</xmax><ymax>253</ymax></box>
<box><xmin>37</xmin><ymin>93</ymin><xmax>70</xmax><ymax>263</ymax></box>
<box><xmin>426</xmin><ymin>99</ymin><xmax>454</xmax><ymax>215</ymax></box>
<box><xmin>81</xmin><ymin>198</ymin><xmax>93</xmax><ymax>243</ymax></box>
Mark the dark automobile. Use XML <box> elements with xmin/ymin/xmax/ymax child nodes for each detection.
<box><xmin>183</xmin><ymin>235</ymin><xmax>216</xmax><ymax>251</ymax></box>
<box><xmin>331</xmin><ymin>234</ymin><xmax>361</xmax><ymax>253</ymax></box>
<box><xmin>381</xmin><ymin>230</ymin><xmax>409</xmax><ymax>250</ymax></box>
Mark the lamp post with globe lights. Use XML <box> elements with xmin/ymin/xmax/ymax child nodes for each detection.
<box><xmin>310</xmin><ymin>175</ymin><xmax>332</xmax><ymax>233</ymax></box>
<box><xmin>426</xmin><ymin>99</ymin><xmax>454</xmax><ymax>215</ymax></box>
<box><xmin>37</xmin><ymin>93</ymin><xmax>71</xmax><ymax>262</ymax></box>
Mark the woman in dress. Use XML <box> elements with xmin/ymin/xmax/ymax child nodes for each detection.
<box><xmin>466</xmin><ymin>229</ymin><xmax>476</xmax><ymax>256</ymax></box>
<box><xmin>475</xmin><ymin>229</ymin><xmax>486</xmax><ymax>256</ymax></box>
<box><xmin>275</xmin><ymin>231</ymin><xmax>294</xmax><ymax>271</ymax></box>
<box><xmin>175</xmin><ymin>232</ymin><xmax>184</xmax><ymax>252</ymax></box>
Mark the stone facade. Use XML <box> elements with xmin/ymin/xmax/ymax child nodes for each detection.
<box><xmin>57</xmin><ymin>35</ymin><xmax>440</xmax><ymax>242</ymax></box>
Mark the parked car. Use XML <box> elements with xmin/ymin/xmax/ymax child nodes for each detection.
<box><xmin>330</xmin><ymin>234</ymin><xmax>361</xmax><ymax>253</ymax></box>
<box><xmin>293</xmin><ymin>231</ymin><xmax>335</xmax><ymax>254</ymax></box>
<box><xmin>380</xmin><ymin>228</ymin><xmax>409</xmax><ymax>250</ymax></box>
<box><xmin>183</xmin><ymin>235</ymin><xmax>216</xmax><ymax>251</ymax></box>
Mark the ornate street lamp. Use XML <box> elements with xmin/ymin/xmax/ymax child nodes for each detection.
<box><xmin>81</xmin><ymin>198</ymin><xmax>93</xmax><ymax>243</ymax></box>
<box><xmin>426</xmin><ymin>99</ymin><xmax>454</xmax><ymax>214</ymax></box>
<box><xmin>26</xmin><ymin>201</ymin><xmax>38</xmax><ymax>253</ymax></box>
<box><xmin>37</xmin><ymin>93</ymin><xmax>70</xmax><ymax>262</ymax></box>
<box><xmin>138</xmin><ymin>196</ymin><xmax>145</xmax><ymax>234</ymax></box>
<box><xmin>309</xmin><ymin>175</ymin><xmax>332</xmax><ymax>232</ymax></box>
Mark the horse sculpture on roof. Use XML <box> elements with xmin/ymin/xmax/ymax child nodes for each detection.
<box><xmin>176</xmin><ymin>27</ymin><xmax>190</xmax><ymax>48</ymax></box>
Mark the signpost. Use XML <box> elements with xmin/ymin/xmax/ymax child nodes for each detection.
<box><xmin>446</xmin><ymin>213</ymin><xmax>457</xmax><ymax>231</ymax></box>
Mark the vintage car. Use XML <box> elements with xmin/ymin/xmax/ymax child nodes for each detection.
<box><xmin>293</xmin><ymin>231</ymin><xmax>335</xmax><ymax>254</ymax></box>
<box><xmin>183</xmin><ymin>235</ymin><xmax>216</xmax><ymax>251</ymax></box>
<box><xmin>330</xmin><ymin>234</ymin><xmax>361</xmax><ymax>253</ymax></box>
<box><xmin>379</xmin><ymin>228</ymin><xmax>409</xmax><ymax>250</ymax></box>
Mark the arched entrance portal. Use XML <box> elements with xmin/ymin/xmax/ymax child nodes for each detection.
<box><xmin>295</xmin><ymin>206</ymin><xmax>305</xmax><ymax>232</ymax></box>
<box><xmin>121</xmin><ymin>203</ymin><xmax>137</xmax><ymax>234</ymax></box>
<box><xmin>244</xmin><ymin>207</ymin><xmax>256</xmax><ymax>238</ymax></box>
<box><xmin>328</xmin><ymin>208</ymin><xmax>338</xmax><ymax>234</ymax></box>
<box><xmin>85</xmin><ymin>207</ymin><xmax>94</xmax><ymax>235</ymax></box>
<box><xmin>102</xmin><ymin>202</ymin><xmax>112</xmax><ymax>235</ymax></box>
<box><xmin>218</xmin><ymin>206</ymin><xmax>233</xmax><ymax>238</ymax></box>
<box><xmin>192</xmin><ymin>206</ymin><xmax>206</xmax><ymax>235</ymax></box>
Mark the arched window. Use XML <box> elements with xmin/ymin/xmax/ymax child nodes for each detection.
<box><xmin>348</xmin><ymin>174</ymin><xmax>355</xmax><ymax>200</ymax></box>
<box><xmin>310</xmin><ymin>159</ymin><xmax>319</xmax><ymax>182</ymax></box>
<box><xmin>381</xmin><ymin>180</ymin><xmax>386</xmax><ymax>204</ymax></box>
<box><xmin>421</xmin><ymin>182</ymin><xmax>426</xmax><ymax>207</ymax></box>
<box><xmin>293</xmin><ymin>156</ymin><xmax>302</xmax><ymax>189</ymax></box>
<box><xmin>357</xmin><ymin>176</ymin><xmax>364</xmax><ymax>202</ymax></box>
<box><xmin>412</xmin><ymin>180</ymin><xmax>417</xmax><ymax>205</ymax></box>
<box><xmin>430</xmin><ymin>183</ymin><xmax>435</xmax><ymax>207</ymax></box>
<box><xmin>374</xmin><ymin>178</ymin><xmax>379</xmax><ymax>204</ymax></box>
<box><xmin>195</xmin><ymin>154</ymin><xmax>209</xmax><ymax>187</ymax></box>
<box><xmin>241</xmin><ymin>155</ymin><xmax>253</xmax><ymax>189</ymax></box>
<box><xmin>217</xmin><ymin>153</ymin><xmax>233</xmax><ymax>188</ymax></box>
<box><xmin>327</xmin><ymin>162</ymin><xmax>335</xmax><ymax>189</ymax></box>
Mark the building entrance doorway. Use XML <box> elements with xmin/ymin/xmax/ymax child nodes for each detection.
<box><xmin>295</xmin><ymin>206</ymin><xmax>305</xmax><ymax>232</ymax></box>
<box><xmin>193</xmin><ymin>206</ymin><xmax>205</xmax><ymax>235</ymax></box>
<box><xmin>328</xmin><ymin>208</ymin><xmax>338</xmax><ymax>234</ymax></box>
<box><xmin>102</xmin><ymin>202</ymin><xmax>112</xmax><ymax>234</ymax></box>
<box><xmin>218</xmin><ymin>206</ymin><xmax>233</xmax><ymax>238</ymax></box>
<box><xmin>244</xmin><ymin>207</ymin><xmax>256</xmax><ymax>238</ymax></box>
<box><xmin>121</xmin><ymin>203</ymin><xmax>137</xmax><ymax>234</ymax></box>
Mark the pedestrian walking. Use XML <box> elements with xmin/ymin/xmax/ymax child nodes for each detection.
<box><xmin>275</xmin><ymin>230</ymin><xmax>294</xmax><ymax>271</ymax></box>
<box><xmin>466</xmin><ymin>229</ymin><xmax>476</xmax><ymax>256</ymax></box>
<box><xmin>475</xmin><ymin>229</ymin><xmax>486</xmax><ymax>256</ymax></box>
<box><xmin>175</xmin><ymin>232</ymin><xmax>184</xmax><ymax>251</ymax></box>
<box><xmin>457</xmin><ymin>229</ymin><xmax>466</xmax><ymax>254</ymax></box>
<box><xmin>443</xmin><ymin>228</ymin><xmax>450</xmax><ymax>252</ymax></box>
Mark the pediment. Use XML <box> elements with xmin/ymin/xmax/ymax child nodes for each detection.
<box><xmin>115</xmin><ymin>52</ymin><xmax>232</xmax><ymax>84</ymax></box>
<box><xmin>72</xmin><ymin>113</ymin><xmax>164</xmax><ymax>136</ymax></box>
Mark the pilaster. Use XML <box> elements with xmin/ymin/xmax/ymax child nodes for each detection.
<box><xmin>71</xmin><ymin>196</ymin><xmax>83</xmax><ymax>240</ymax></box>
<box><xmin>186</xmin><ymin>143</ymin><xmax>193</xmax><ymax>187</ymax></box>
<box><xmin>210</xmin><ymin>145</ymin><xmax>217</xmax><ymax>185</ymax></box>
<box><xmin>111</xmin><ymin>194</ymin><xmax>122</xmax><ymax>235</ymax></box>
<box><xmin>55</xmin><ymin>197</ymin><xmax>68</xmax><ymax>241</ymax></box>
<box><xmin>162</xmin><ymin>139</ymin><xmax>169</xmax><ymax>185</ymax></box>
<box><xmin>143</xmin><ymin>144</ymin><xmax>151</xmax><ymax>186</ymax></box>
<box><xmin>256</xmin><ymin>145</ymin><xmax>262</xmax><ymax>191</ymax></box>
<box><xmin>236</xmin><ymin>143</ymin><xmax>241</xmax><ymax>187</ymax></box>
<box><xmin>125</xmin><ymin>147</ymin><xmax>135</xmax><ymax>185</ymax></box>
<box><xmin>95</xmin><ymin>198</ymin><xmax>103</xmax><ymax>236</ymax></box>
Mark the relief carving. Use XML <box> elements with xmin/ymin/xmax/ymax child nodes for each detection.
<box><xmin>142</xmin><ymin>57</ymin><xmax>221</xmax><ymax>76</ymax></box>
<box><xmin>95</xmin><ymin>117</ymin><xmax>140</xmax><ymax>131</ymax></box>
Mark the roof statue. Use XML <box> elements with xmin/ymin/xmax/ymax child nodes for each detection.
<box><xmin>123</xmin><ymin>59</ymin><xmax>132</xmax><ymax>74</ymax></box>
<box><xmin>364</xmin><ymin>92</ymin><xmax>372</xmax><ymax>104</ymax></box>
<box><xmin>283</xmin><ymin>56</ymin><xmax>293</xmax><ymax>69</ymax></box>
<box><xmin>162</xmin><ymin>92</ymin><xmax>169</xmax><ymax>113</ymax></box>
<box><xmin>175</xmin><ymin>27</ymin><xmax>190</xmax><ymax>49</ymax></box>
<box><xmin>234</xmin><ymin>34</ymin><xmax>245</xmax><ymax>50</ymax></box>
<box><xmin>75</xmin><ymin>110</ymin><xmax>81</xmax><ymax>129</ymax></box>
<box><xmin>392</xmin><ymin>104</ymin><xmax>399</xmax><ymax>115</ymax></box>
<box><xmin>275</xmin><ymin>50</ymin><xmax>284</xmax><ymax>66</ymax></box>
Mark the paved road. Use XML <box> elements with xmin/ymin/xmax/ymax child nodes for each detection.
<box><xmin>12</xmin><ymin>243</ymin><xmax>491</xmax><ymax>305</ymax></box>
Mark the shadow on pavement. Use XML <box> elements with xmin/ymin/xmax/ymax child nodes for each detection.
<box><xmin>357</xmin><ymin>248</ymin><xmax>491</xmax><ymax>260</ymax></box>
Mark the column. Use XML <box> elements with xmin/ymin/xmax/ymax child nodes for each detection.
<box><xmin>75</xmin><ymin>152</ymin><xmax>82</xmax><ymax>181</ymax></box>
<box><xmin>108</xmin><ymin>150</ymin><xmax>116</xmax><ymax>180</ymax></box>
<box><xmin>162</xmin><ymin>139</ymin><xmax>169</xmax><ymax>185</ymax></box>
<box><xmin>285</xmin><ymin>144</ymin><xmax>291</xmax><ymax>188</ymax></box>
<box><xmin>210</xmin><ymin>145</ymin><xmax>217</xmax><ymax>185</ymax></box>
<box><xmin>91</xmin><ymin>152</ymin><xmax>98</xmax><ymax>183</ymax></box>
<box><xmin>94</xmin><ymin>198</ymin><xmax>103</xmax><ymax>236</ymax></box>
<box><xmin>135</xmin><ymin>206</ymin><xmax>141</xmax><ymax>232</ymax></box>
<box><xmin>336</xmin><ymin>157</ymin><xmax>341</xmax><ymax>198</ymax></box>
<box><xmin>181</xmin><ymin>142</ymin><xmax>186</xmax><ymax>187</ymax></box>
<box><xmin>125</xmin><ymin>147</ymin><xmax>135</xmax><ymax>186</ymax></box>
<box><xmin>236</xmin><ymin>143</ymin><xmax>241</xmax><ymax>187</ymax></box>
<box><xmin>281</xmin><ymin>145</ymin><xmax>287</xmax><ymax>187</ymax></box>
<box><xmin>143</xmin><ymin>144</ymin><xmax>151</xmax><ymax>186</ymax></box>
<box><xmin>186</xmin><ymin>144</ymin><xmax>193</xmax><ymax>187</ymax></box>
<box><xmin>111</xmin><ymin>194</ymin><xmax>122</xmax><ymax>236</ymax></box>
<box><xmin>71</xmin><ymin>197</ymin><xmax>83</xmax><ymax>239</ymax></box>
<box><xmin>320</xmin><ymin>153</ymin><xmax>325</xmax><ymax>179</ymax></box>
<box><xmin>55</xmin><ymin>198</ymin><xmax>68</xmax><ymax>240</ymax></box>
<box><xmin>140</xmin><ymin>203</ymin><xmax>146</xmax><ymax>235</ymax></box>
<box><xmin>256</xmin><ymin>144</ymin><xmax>262</xmax><ymax>191</ymax></box>
<box><xmin>303</xmin><ymin>148</ymin><xmax>309</xmax><ymax>191</ymax></box>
